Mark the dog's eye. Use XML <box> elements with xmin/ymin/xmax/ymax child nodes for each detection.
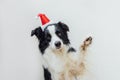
<box><xmin>56</xmin><ymin>31</ymin><xmax>62</xmax><ymax>36</ymax></box>
<box><xmin>46</xmin><ymin>34</ymin><xmax>51</xmax><ymax>41</ymax></box>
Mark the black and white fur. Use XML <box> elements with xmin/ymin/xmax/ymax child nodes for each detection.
<box><xmin>31</xmin><ymin>22</ymin><xmax>92</xmax><ymax>80</ymax></box>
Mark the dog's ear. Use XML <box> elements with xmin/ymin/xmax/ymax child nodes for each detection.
<box><xmin>31</xmin><ymin>27</ymin><xmax>44</xmax><ymax>40</ymax></box>
<box><xmin>58</xmin><ymin>22</ymin><xmax>69</xmax><ymax>32</ymax></box>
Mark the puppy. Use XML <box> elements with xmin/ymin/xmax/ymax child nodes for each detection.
<box><xmin>31</xmin><ymin>22</ymin><xmax>92</xmax><ymax>80</ymax></box>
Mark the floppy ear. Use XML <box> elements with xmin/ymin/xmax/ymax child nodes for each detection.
<box><xmin>31</xmin><ymin>26</ymin><xmax>44</xmax><ymax>40</ymax></box>
<box><xmin>58</xmin><ymin>22</ymin><xmax>69</xmax><ymax>32</ymax></box>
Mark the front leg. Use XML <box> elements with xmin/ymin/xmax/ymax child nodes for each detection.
<box><xmin>44</xmin><ymin>68</ymin><xmax>52</xmax><ymax>80</ymax></box>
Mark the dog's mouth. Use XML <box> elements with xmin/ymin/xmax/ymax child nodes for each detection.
<box><xmin>56</xmin><ymin>46</ymin><xmax>61</xmax><ymax>49</ymax></box>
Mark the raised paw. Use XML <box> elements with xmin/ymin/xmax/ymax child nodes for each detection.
<box><xmin>84</xmin><ymin>36</ymin><xmax>92</xmax><ymax>46</ymax></box>
<box><xmin>81</xmin><ymin>36</ymin><xmax>92</xmax><ymax>51</ymax></box>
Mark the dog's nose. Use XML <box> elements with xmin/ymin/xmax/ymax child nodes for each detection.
<box><xmin>55</xmin><ymin>41</ymin><xmax>61</xmax><ymax>48</ymax></box>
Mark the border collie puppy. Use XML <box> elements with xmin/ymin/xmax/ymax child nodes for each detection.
<box><xmin>31</xmin><ymin>22</ymin><xmax>92</xmax><ymax>80</ymax></box>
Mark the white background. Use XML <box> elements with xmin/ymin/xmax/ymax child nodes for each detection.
<box><xmin>1</xmin><ymin>0</ymin><xmax>120</xmax><ymax>80</ymax></box>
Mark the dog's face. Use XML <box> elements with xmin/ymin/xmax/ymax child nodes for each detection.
<box><xmin>31</xmin><ymin>22</ymin><xmax>70</xmax><ymax>54</ymax></box>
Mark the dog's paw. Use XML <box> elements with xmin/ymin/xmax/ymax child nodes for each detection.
<box><xmin>84</xmin><ymin>36</ymin><xmax>92</xmax><ymax>46</ymax></box>
<box><xmin>81</xmin><ymin>36</ymin><xmax>92</xmax><ymax>51</ymax></box>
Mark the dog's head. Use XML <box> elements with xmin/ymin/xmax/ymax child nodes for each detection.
<box><xmin>31</xmin><ymin>22</ymin><xmax>70</xmax><ymax>54</ymax></box>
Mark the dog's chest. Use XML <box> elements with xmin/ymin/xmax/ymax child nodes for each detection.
<box><xmin>43</xmin><ymin>49</ymin><xmax>80</xmax><ymax>71</ymax></box>
<box><xmin>43</xmin><ymin>50</ymin><xmax>66</xmax><ymax>72</ymax></box>
<box><xmin>43</xmin><ymin>49</ymin><xmax>86</xmax><ymax>80</ymax></box>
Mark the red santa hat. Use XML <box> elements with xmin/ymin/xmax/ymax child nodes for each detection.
<box><xmin>37</xmin><ymin>13</ymin><xmax>50</xmax><ymax>26</ymax></box>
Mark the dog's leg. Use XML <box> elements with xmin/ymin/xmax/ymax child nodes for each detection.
<box><xmin>76</xmin><ymin>36</ymin><xmax>92</xmax><ymax>80</ymax></box>
<box><xmin>79</xmin><ymin>36</ymin><xmax>92</xmax><ymax>62</ymax></box>
<box><xmin>44</xmin><ymin>68</ymin><xmax>52</xmax><ymax>80</ymax></box>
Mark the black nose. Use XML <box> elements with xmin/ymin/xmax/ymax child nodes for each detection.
<box><xmin>55</xmin><ymin>41</ymin><xmax>61</xmax><ymax>48</ymax></box>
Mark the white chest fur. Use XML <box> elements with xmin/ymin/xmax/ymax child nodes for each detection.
<box><xmin>42</xmin><ymin>47</ymin><xmax>84</xmax><ymax>80</ymax></box>
<box><xmin>43</xmin><ymin>48</ymin><xmax>67</xmax><ymax>73</ymax></box>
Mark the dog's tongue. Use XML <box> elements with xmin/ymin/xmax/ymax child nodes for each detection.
<box><xmin>37</xmin><ymin>13</ymin><xmax>50</xmax><ymax>26</ymax></box>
